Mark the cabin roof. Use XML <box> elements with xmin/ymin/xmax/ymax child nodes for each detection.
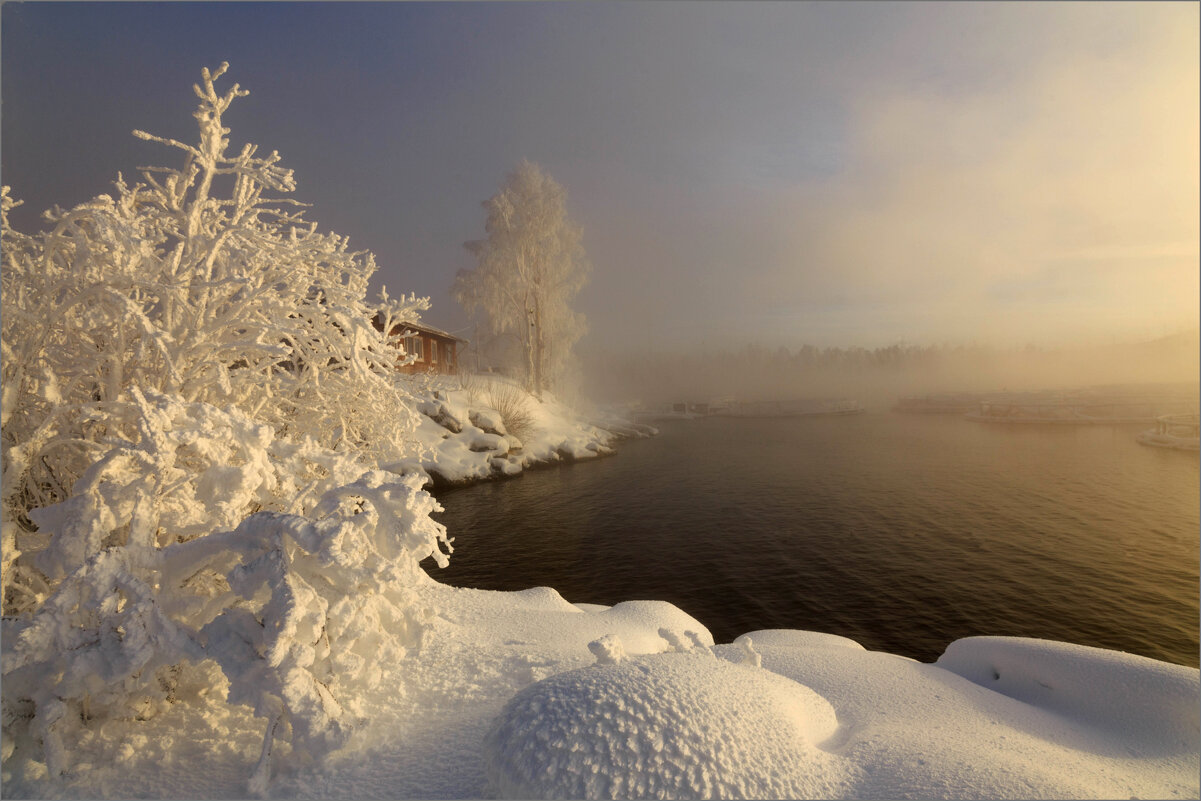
<box><xmin>373</xmin><ymin>313</ymin><xmax>468</xmax><ymax>343</ymax></box>
<box><xmin>400</xmin><ymin>320</ymin><xmax>467</xmax><ymax>343</ymax></box>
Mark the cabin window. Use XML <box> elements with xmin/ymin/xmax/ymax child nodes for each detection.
<box><xmin>430</xmin><ymin>340</ymin><xmax>439</xmax><ymax>364</ymax></box>
<box><xmin>407</xmin><ymin>336</ymin><xmax>423</xmax><ymax>360</ymax></box>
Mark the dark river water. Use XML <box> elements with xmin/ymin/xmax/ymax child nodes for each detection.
<box><xmin>425</xmin><ymin>413</ymin><xmax>1200</xmax><ymax>668</ymax></box>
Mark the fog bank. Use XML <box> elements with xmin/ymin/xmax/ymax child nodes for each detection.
<box><xmin>582</xmin><ymin>331</ymin><xmax>1200</xmax><ymax>409</ymax></box>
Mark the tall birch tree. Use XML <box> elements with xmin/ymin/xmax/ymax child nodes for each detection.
<box><xmin>453</xmin><ymin>161</ymin><xmax>589</xmax><ymax>398</ymax></box>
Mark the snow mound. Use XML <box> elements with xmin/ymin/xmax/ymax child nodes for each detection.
<box><xmin>729</xmin><ymin>635</ymin><xmax>1199</xmax><ymax>798</ymax></box>
<box><xmin>483</xmin><ymin>650</ymin><xmax>845</xmax><ymax>800</ymax></box>
<box><xmin>936</xmin><ymin>636</ymin><xmax>1200</xmax><ymax>752</ymax></box>
<box><xmin>590</xmin><ymin>601</ymin><xmax>716</xmax><ymax>654</ymax></box>
<box><xmin>573</xmin><ymin>602</ymin><xmax>612</xmax><ymax>613</ymax></box>
<box><xmin>738</xmin><ymin>629</ymin><xmax>867</xmax><ymax>651</ymax></box>
<box><xmin>507</xmin><ymin>585</ymin><xmax>582</xmax><ymax>613</ymax></box>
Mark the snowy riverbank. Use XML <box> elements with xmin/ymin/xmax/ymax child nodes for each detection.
<box><xmin>3</xmin><ymin>573</ymin><xmax>1196</xmax><ymax>799</ymax></box>
<box><xmin>394</xmin><ymin>375</ymin><xmax>658</xmax><ymax>489</ymax></box>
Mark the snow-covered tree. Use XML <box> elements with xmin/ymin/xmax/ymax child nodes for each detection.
<box><xmin>1</xmin><ymin>64</ymin><xmax>449</xmax><ymax>789</ymax></box>
<box><xmin>453</xmin><ymin>160</ymin><xmax>589</xmax><ymax>398</ymax></box>
<box><xmin>1</xmin><ymin>63</ymin><xmax>435</xmax><ymax>606</ymax></box>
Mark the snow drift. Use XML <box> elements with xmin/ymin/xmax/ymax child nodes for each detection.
<box><xmin>5</xmin><ymin>578</ymin><xmax>1194</xmax><ymax>799</ymax></box>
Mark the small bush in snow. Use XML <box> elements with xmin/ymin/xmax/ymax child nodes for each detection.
<box><xmin>484</xmin><ymin>382</ymin><xmax>536</xmax><ymax>444</ymax></box>
<box><xmin>2</xmin><ymin>400</ymin><xmax>449</xmax><ymax>786</ymax></box>
<box><xmin>457</xmin><ymin>370</ymin><xmax>486</xmax><ymax>403</ymax></box>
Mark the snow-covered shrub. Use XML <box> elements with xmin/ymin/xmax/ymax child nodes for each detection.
<box><xmin>483</xmin><ymin>381</ymin><xmax>535</xmax><ymax>444</ymax></box>
<box><xmin>2</xmin><ymin>403</ymin><xmax>450</xmax><ymax>784</ymax></box>
<box><xmin>23</xmin><ymin>388</ymin><xmax>379</xmax><ymax>584</ymax></box>
<box><xmin>458</xmin><ymin>370</ymin><xmax>486</xmax><ymax>403</ymax></box>
<box><xmin>1</xmin><ymin>64</ymin><xmax>448</xmax><ymax>787</ymax></box>
<box><xmin>1</xmin><ymin>64</ymin><xmax>430</xmax><ymax>612</ymax></box>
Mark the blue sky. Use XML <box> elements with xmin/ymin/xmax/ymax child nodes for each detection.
<box><xmin>3</xmin><ymin>2</ymin><xmax>1197</xmax><ymax>351</ymax></box>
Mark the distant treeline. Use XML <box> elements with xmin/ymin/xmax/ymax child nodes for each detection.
<box><xmin>582</xmin><ymin>332</ymin><xmax>1200</xmax><ymax>406</ymax></box>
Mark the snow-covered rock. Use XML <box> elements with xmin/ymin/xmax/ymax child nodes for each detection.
<box><xmin>418</xmin><ymin>399</ymin><xmax>465</xmax><ymax>434</ymax></box>
<box><xmin>469</xmin><ymin>408</ymin><xmax>507</xmax><ymax>436</ymax></box>
<box><xmin>462</xmin><ymin>426</ymin><xmax>509</xmax><ymax>454</ymax></box>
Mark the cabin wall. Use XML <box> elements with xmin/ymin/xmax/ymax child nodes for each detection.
<box><xmin>371</xmin><ymin>316</ymin><xmax>462</xmax><ymax>375</ymax></box>
<box><xmin>398</xmin><ymin>333</ymin><xmax>459</xmax><ymax>375</ymax></box>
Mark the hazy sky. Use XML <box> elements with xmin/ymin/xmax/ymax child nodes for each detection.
<box><xmin>3</xmin><ymin>2</ymin><xmax>1197</xmax><ymax>351</ymax></box>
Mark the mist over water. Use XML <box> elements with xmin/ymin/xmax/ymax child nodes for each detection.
<box><xmin>430</xmin><ymin>413</ymin><xmax>1199</xmax><ymax>668</ymax></box>
<box><xmin>579</xmin><ymin>331</ymin><xmax>1201</xmax><ymax>407</ymax></box>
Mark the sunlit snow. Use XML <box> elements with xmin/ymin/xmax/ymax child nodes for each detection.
<box><xmin>4</xmin><ymin>568</ymin><xmax>1196</xmax><ymax>799</ymax></box>
<box><xmin>2</xmin><ymin>62</ymin><xmax>1196</xmax><ymax>801</ymax></box>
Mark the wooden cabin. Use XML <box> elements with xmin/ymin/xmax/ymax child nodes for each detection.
<box><xmin>372</xmin><ymin>316</ymin><xmax>466</xmax><ymax>375</ymax></box>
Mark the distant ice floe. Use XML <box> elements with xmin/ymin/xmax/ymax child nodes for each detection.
<box><xmin>1136</xmin><ymin>413</ymin><xmax>1200</xmax><ymax>451</ymax></box>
